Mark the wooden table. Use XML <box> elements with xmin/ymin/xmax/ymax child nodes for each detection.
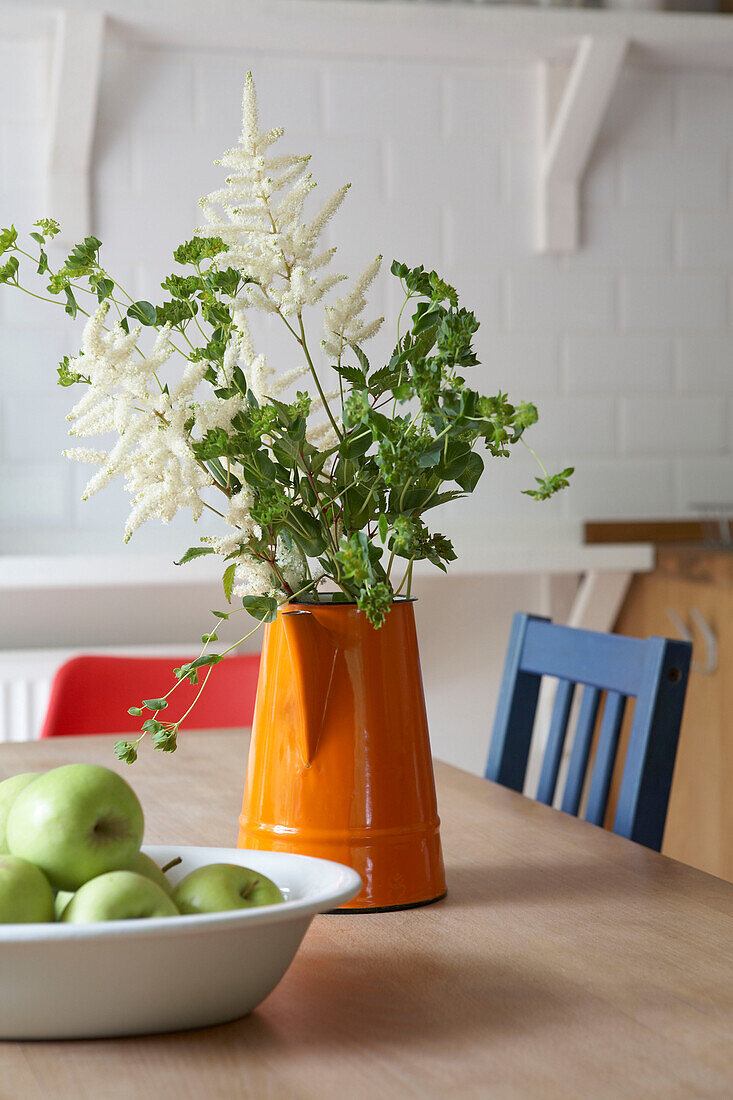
<box><xmin>1</xmin><ymin>731</ymin><xmax>732</xmax><ymax>1099</ymax></box>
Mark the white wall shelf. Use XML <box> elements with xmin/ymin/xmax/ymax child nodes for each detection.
<box><xmin>3</xmin><ymin>1</ymin><xmax>733</xmax><ymax>249</ymax></box>
<box><xmin>4</xmin><ymin>1</ymin><xmax>733</xmax><ymax>67</ymax></box>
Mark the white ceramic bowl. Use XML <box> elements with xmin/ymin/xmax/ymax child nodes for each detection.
<box><xmin>0</xmin><ymin>845</ymin><xmax>361</xmax><ymax>1039</ymax></box>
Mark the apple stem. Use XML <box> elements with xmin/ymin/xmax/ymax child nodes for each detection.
<box><xmin>161</xmin><ymin>856</ymin><xmax>183</xmax><ymax>874</ymax></box>
<box><xmin>240</xmin><ymin>878</ymin><xmax>260</xmax><ymax>900</ymax></box>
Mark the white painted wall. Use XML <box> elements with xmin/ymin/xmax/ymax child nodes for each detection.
<box><xmin>1</xmin><ymin>9</ymin><xmax>731</xmax><ymax>768</ymax></box>
<box><xmin>3</xmin><ymin>33</ymin><xmax>733</xmax><ymax>548</ymax></box>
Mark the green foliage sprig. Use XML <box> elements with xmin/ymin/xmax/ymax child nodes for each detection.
<box><xmin>0</xmin><ymin>222</ymin><xmax>572</xmax><ymax>761</ymax></box>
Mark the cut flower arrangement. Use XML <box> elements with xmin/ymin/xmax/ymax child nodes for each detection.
<box><xmin>0</xmin><ymin>74</ymin><xmax>571</xmax><ymax>763</ymax></box>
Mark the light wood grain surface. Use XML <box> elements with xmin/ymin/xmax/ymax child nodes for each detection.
<box><xmin>1</xmin><ymin>731</ymin><xmax>732</xmax><ymax>1099</ymax></box>
<box><xmin>614</xmin><ymin>552</ymin><xmax>733</xmax><ymax>882</ymax></box>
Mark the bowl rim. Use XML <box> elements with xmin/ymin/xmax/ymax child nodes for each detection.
<box><xmin>0</xmin><ymin>845</ymin><xmax>362</xmax><ymax>942</ymax></box>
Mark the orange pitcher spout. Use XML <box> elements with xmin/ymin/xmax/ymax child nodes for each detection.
<box><xmin>280</xmin><ymin>610</ymin><xmax>338</xmax><ymax>766</ymax></box>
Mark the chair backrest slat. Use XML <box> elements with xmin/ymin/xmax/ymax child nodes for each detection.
<box><xmin>614</xmin><ymin>637</ymin><xmax>689</xmax><ymax>851</ymax></box>
<box><xmin>585</xmin><ymin>691</ymin><xmax>626</xmax><ymax>826</ymax></box>
<box><xmin>536</xmin><ymin>678</ymin><xmax>575</xmax><ymax>806</ymax></box>
<box><xmin>520</xmin><ymin>620</ymin><xmax>648</xmax><ymax>696</ymax></box>
<box><xmin>485</xmin><ymin>614</ymin><xmax>542</xmax><ymax>792</ymax></box>
<box><xmin>560</xmin><ymin>686</ymin><xmax>601</xmax><ymax>816</ymax></box>
<box><xmin>486</xmin><ymin>613</ymin><xmax>691</xmax><ymax>851</ymax></box>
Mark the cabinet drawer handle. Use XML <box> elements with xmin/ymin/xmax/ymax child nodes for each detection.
<box><xmin>665</xmin><ymin>607</ymin><xmax>717</xmax><ymax>675</ymax></box>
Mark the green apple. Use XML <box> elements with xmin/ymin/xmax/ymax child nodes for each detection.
<box><xmin>0</xmin><ymin>773</ymin><xmax>39</xmax><ymax>853</ymax></box>
<box><xmin>6</xmin><ymin>763</ymin><xmax>144</xmax><ymax>891</ymax></box>
<box><xmin>173</xmin><ymin>863</ymin><xmax>284</xmax><ymax>915</ymax></box>
<box><xmin>0</xmin><ymin>854</ymin><xmax>54</xmax><ymax>923</ymax></box>
<box><xmin>127</xmin><ymin>851</ymin><xmax>175</xmax><ymax>896</ymax></box>
<box><xmin>54</xmin><ymin>855</ymin><xmax>174</xmax><ymax>919</ymax></box>
<box><xmin>61</xmin><ymin>871</ymin><xmax>179</xmax><ymax>922</ymax></box>
<box><xmin>54</xmin><ymin>890</ymin><xmax>74</xmax><ymax>920</ymax></box>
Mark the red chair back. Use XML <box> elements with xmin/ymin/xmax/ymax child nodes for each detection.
<box><xmin>40</xmin><ymin>653</ymin><xmax>260</xmax><ymax>738</ymax></box>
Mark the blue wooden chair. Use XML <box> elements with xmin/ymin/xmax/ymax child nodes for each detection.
<box><xmin>485</xmin><ymin>613</ymin><xmax>692</xmax><ymax>851</ymax></box>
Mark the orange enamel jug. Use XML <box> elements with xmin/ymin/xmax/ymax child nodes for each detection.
<box><xmin>238</xmin><ymin>598</ymin><xmax>446</xmax><ymax>911</ymax></box>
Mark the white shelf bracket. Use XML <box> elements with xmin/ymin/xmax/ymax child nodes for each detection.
<box><xmin>46</xmin><ymin>9</ymin><xmax>106</xmax><ymax>245</ymax></box>
<box><xmin>538</xmin><ymin>35</ymin><xmax>627</xmax><ymax>254</ymax></box>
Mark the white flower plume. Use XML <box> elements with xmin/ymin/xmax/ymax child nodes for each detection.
<box><xmin>64</xmin><ymin>303</ymin><xmax>211</xmax><ymax>542</ymax></box>
<box><xmin>198</xmin><ymin>70</ymin><xmax>382</xmax><ymax>398</ymax></box>
<box><xmin>198</xmin><ymin>71</ymin><xmax>350</xmax><ymax>319</ymax></box>
<box><xmin>323</xmin><ymin>254</ymin><xmax>384</xmax><ymax>360</ymax></box>
<box><xmin>62</xmin><ymin>72</ymin><xmax>383</xmax><ymax>604</ymax></box>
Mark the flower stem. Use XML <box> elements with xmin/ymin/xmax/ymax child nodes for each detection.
<box><xmin>297</xmin><ymin>313</ymin><xmax>342</xmax><ymax>440</ymax></box>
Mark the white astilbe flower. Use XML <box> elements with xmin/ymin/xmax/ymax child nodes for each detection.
<box><xmin>62</xmin><ymin>447</ymin><xmax>108</xmax><ymax>464</ymax></box>
<box><xmin>229</xmin><ymin>536</ymin><xmax>306</xmax><ymax>601</ymax></box>
<box><xmin>267</xmin><ymin>364</ymin><xmax>312</xmax><ymax>398</ymax></box>
<box><xmin>201</xmin><ymin>486</ymin><xmax>260</xmax><ymax>559</ymax></box>
<box><xmin>62</xmin><ymin>72</ymin><xmax>386</xmax><ymax>578</ymax></box>
<box><xmin>193</xmin><ymin>394</ymin><xmax>243</xmax><ymax>435</ymax></box>
<box><xmin>198</xmin><ymin>71</ymin><xmax>382</xmax><ymax>408</ymax></box>
<box><xmin>323</xmin><ymin>255</ymin><xmax>384</xmax><ymax>360</ymax></box>
<box><xmin>64</xmin><ymin>304</ymin><xmax>211</xmax><ymax>541</ymax></box>
<box><xmin>198</xmin><ymin>72</ymin><xmax>350</xmax><ymax>318</ymax></box>
<box><xmin>231</xmin><ymin>555</ymin><xmax>276</xmax><ymax>600</ymax></box>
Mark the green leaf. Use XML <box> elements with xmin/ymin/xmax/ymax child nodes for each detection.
<box><xmin>0</xmin><ymin>255</ymin><xmax>19</xmax><ymax>284</ymax></box>
<box><xmin>143</xmin><ymin>698</ymin><xmax>169</xmax><ymax>711</ymax></box>
<box><xmin>127</xmin><ymin>300</ymin><xmax>157</xmax><ymax>326</ymax></box>
<box><xmin>378</xmin><ymin>514</ymin><xmax>389</xmax><ymax>544</ymax></box>
<box><xmin>367</xmin><ymin>365</ymin><xmax>403</xmax><ymax>396</ymax></box>
<box><xmin>455</xmin><ymin>451</ymin><xmax>484</xmax><ymax>492</ymax></box>
<box><xmin>64</xmin><ymin>236</ymin><xmax>101</xmax><ymax>276</ymax></box>
<box><xmin>417</xmin><ymin>489</ymin><xmax>466</xmax><ymax>512</ymax></box>
<box><xmin>174</xmin><ymin>654</ymin><xmax>224</xmax><ymax>685</ymax></box>
<box><xmin>412</xmin><ymin>301</ymin><xmax>443</xmax><ymax>336</ymax></box>
<box><xmin>211</xmin><ymin>609</ymin><xmax>230</xmax><ymax>620</ymax></box>
<box><xmin>242</xmin><ymin>595</ymin><xmax>278</xmax><ymax>624</ymax></box>
<box><xmin>152</xmin><ymin>726</ymin><xmax>178</xmax><ymax>754</ymax></box>
<box><xmin>174</xmin><ymin>546</ymin><xmax>215</xmax><ymax>566</ymax></box>
<box><xmin>417</xmin><ymin>443</ymin><xmax>443</xmax><ymax>469</ymax></box>
<box><xmin>127</xmin><ymin>707</ymin><xmax>143</xmax><ymax>716</ymax></box>
<box><xmin>522</xmin><ymin>466</ymin><xmax>574</xmax><ymax>501</ymax></box>
<box><xmin>201</xmin><ymin>632</ymin><xmax>219</xmax><ymax>643</ymax></box>
<box><xmin>285</xmin><ymin>507</ymin><xmax>328</xmax><ymax>556</ymax></box>
<box><xmin>57</xmin><ymin>356</ymin><xmax>90</xmax><ymax>387</ymax></box>
<box><xmin>222</xmin><ymin>562</ymin><xmax>236</xmax><ymax>604</ymax></box>
<box><xmin>440</xmin><ymin>441</ymin><xmax>471</xmax><ymax>481</ymax></box>
<box><xmin>0</xmin><ymin>226</ymin><xmax>18</xmax><ymax>254</ymax></box>
<box><xmin>334</xmin><ymin>363</ymin><xmax>366</xmax><ymax>387</ymax></box>
<box><xmin>183</xmin><ymin>654</ymin><xmax>224</xmax><ymax>672</ymax></box>
<box><xmin>114</xmin><ymin>740</ymin><xmax>138</xmax><ymax>765</ymax></box>
<box><xmin>94</xmin><ymin>276</ymin><xmax>114</xmax><ymax>303</ymax></box>
<box><xmin>63</xmin><ymin>286</ymin><xmax>77</xmax><ymax>318</ymax></box>
<box><xmin>340</xmin><ymin>429</ymin><xmax>372</xmax><ymax>462</ymax></box>
<box><xmin>142</xmin><ymin>718</ymin><xmax>167</xmax><ymax>735</ymax></box>
<box><xmin>350</xmin><ymin>344</ymin><xmax>371</xmax><ymax>375</ymax></box>
<box><xmin>173</xmin><ymin>237</ymin><xmax>227</xmax><ymax>265</ymax></box>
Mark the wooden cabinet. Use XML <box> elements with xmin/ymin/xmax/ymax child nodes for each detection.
<box><xmin>614</xmin><ymin>546</ymin><xmax>733</xmax><ymax>882</ymax></box>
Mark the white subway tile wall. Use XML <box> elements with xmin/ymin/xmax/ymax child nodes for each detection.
<box><xmin>2</xmin><ymin>43</ymin><xmax>733</xmax><ymax>550</ymax></box>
